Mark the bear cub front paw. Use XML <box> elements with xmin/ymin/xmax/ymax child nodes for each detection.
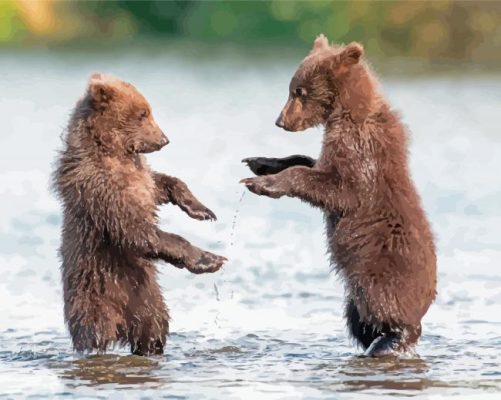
<box><xmin>179</xmin><ymin>200</ymin><xmax>217</xmax><ymax>221</ymax></box>
<box><xmin>176</xmin><ymin>249</ymin><xmax>226</xmax><ymax>274</ymax></box>
<box><xmin>240</xmin><ymin>176</ymin><xmax>284</xmax><ymax>199</ymax></box>
<box><xmin>189</xmin><ymin>251</ymin><xmax>227</xmax><ymax>274</ymax></box>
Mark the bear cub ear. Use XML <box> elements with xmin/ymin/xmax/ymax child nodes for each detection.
<box><xmin>88</xmin><ymin>73</ymin><xmax>115</xmax><ymax>105</ymax></box>
<box><xmin>311</xmin><ymin>33</ymin><xmax>329</xmax><ymax>53</ymax></box>
<box><xmin>340</xmin><ymin>42</ymin><xmax>364</xmax><ymax>66</ymax></box>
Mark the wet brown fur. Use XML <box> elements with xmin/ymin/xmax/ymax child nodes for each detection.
<box><xmin>53</xmin><ymin>74</ymin><xmax>225</xmax><ymax>355</ymax></box>
<box><xmin>242</xmin><ymin>35</ymin><xmax>437</xmax><ymax>356</ymax></box>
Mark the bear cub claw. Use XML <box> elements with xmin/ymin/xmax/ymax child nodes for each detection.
<box><xmin>363</xmin><ymin>335</ymin><xmax>400</xmax><ymax>358</ymax></box>
<box><xmin>181</xmin><ymin>201</ymin><xmax>217</xmax><ymax>221</ymax></box>
<box><xmin>240</xmin><ymin>176</ymin><xmax>283</xmax><ymax>199</ymax></box>
<box><xmin>190</xmin><ymin>251</ymin><xmax>227</xmax><ymax>274</ymax></box>
<box><xmin>175</xmin><ymin>250</ymin><xmax>227</xmax><ymax>274</ymax></box>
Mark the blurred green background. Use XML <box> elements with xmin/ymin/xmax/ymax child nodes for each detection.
<box><xmin>1</xmin><ymin>0</ymin><xmax>501</xmax><ymax>69</ymax></box>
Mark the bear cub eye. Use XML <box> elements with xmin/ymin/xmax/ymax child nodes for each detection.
<box><xmin>138</xmin><ymin>110</ymin><xmax>149</xmax><ymax>121</ymax></box>
<box><xmin>295</xmin><ymin>87</ymin><xmax>307</xmax><ymax>98</ymax></box>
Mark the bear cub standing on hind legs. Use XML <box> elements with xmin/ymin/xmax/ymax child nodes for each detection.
<box><xmin>241</xmin><ymin>35</ymin><xmax>437</xmax><ymax>357</ymax></box>
<box><xmin>53</xmin><ymin>73</ymin><xmax>226</xmax><ymax>356</ymax></box>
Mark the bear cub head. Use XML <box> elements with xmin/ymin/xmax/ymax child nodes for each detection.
<box><xmin>80</xmin><ymin>73</ymin><xmax>168</xmax><ymax>155</ymax></box>
<box><xmin>276</xmin><ymin>34</ymin><xmax>377</xmax><ymax>132</ymax></box>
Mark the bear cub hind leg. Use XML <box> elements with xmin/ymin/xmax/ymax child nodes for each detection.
<box><xmin>363</xmin><ymin>324</ymin><xmax>421</xmax><ymax>357</ymax></box>
<box><xmin>345</xmin><ymin>299</ymin><xmax>420</xmax><ymax>357</ymax></box>
<box><xmin>127</xmin><ymin>281</ymin><xmax>169</xmax><ymax>356</ymax></box>
<box><xmin>66</xmin><ymin>301</ymin><xmax>127</xmax><ymax>354</ymax></box>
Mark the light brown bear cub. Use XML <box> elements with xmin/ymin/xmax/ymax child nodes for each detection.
<box><xmin>242</xmin><ymin>35</ymin><xmax>437</xmax><ymax>357</ymax></box>
<box><xmin>53</xmin><ymin>74</ymin><xmax>226</xmax><ymax>356</ymax></box>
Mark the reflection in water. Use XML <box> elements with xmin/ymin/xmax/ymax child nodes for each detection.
<box><xmin>316</xmin><ymin>356</ymin><xmax>435</xmax><ymax>392</ymax></box>
<box><xmin>339</xmin><ymin>355</ymin><xmax>429</xmax><ymax>376</ymax></box>
<box><xmin>315</xmin><ymin>356</ymin><xmax>501</xmax><ymax>393</ymax></box>
<box><xmin>58</xmin><ymin>354</ymin><xmax>164</xmax><ymax>387</ymax></box>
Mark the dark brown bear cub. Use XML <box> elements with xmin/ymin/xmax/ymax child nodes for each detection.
<box><xmin>242</xmin><ymin>35</ymin><xmax>436</xmax><ymax>357</ymax></box>
<box><xmin>53</xmin><ymin>73</ymin><xmax>226</xmax><ymax>356</ymax></box>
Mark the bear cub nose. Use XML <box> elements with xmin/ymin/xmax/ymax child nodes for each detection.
<box><xmin>160</xmin><ymin>134</ymin><xmax>169</xmax><ymax>146</ymax></box>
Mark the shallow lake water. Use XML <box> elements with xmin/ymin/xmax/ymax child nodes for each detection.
<box><xmin>0</xmin><ymin>46</ymin><xmax>500</xmax><ymax>399</ymax></box>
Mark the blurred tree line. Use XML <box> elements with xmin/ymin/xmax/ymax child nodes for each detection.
<box><xmin>2</xmin><ymin>0</ymin><xmax>501</xmax><ymax>67</ymax></box>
